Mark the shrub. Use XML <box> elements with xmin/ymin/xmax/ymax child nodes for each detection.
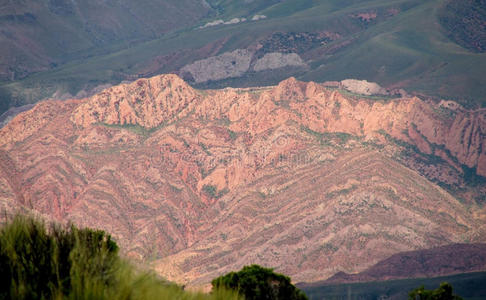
<box><xmin>0</xmin><ymin>216</ymin><xmax>119</xmax><ymax>299</ymax></box>
<box><xmin>212</xmin><ymin>264</ymin><xmax>308</xmax><ymax>300</ymax></box>
<box><xmin>0</xmin><ymin>215</ymin><xmax>241</xmax><ymax>300</ymax></box>
<box><xmin>409</xmin><ymin>282</ymin><xmax>463</xmax><ymax>300</ymax></box>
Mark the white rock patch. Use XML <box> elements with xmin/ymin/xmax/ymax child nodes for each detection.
<box><xmin>253</xmin><ymin>52</ymin><xmax>307</xmax><ymax>71</ymax></box>
<box><xmin>200</xmin><ymin>17</ymin><xmax>247</xmax><ymax>28</ymax></box>
<box><xmin>180</xmin><ymin>49</ymin><xmax>252</xmax><ymax>83</ymax></box>
<box><xmin>180</xmin><ymin>50</ymin><xmax>307</xmax><ymax>83</ymax></box>
<box><xmin>341</xmin><ymin>79</ymin><xmax>387</xmax><ymax>96</ymax></box>
<box><xmin>251</xmin><ymin>14</ymin><xmax>267</xmax><ymax>21</ymax></box>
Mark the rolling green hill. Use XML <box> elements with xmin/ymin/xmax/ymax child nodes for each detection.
<box><xmin>0</xmin><ymin>0</ymin><xmax>212</xmax><ymax>112</ymax></box>
<box><xmin>1</xmin><ymin>0</ymin><xmax>485</xmax><ymax>115</ymax></box>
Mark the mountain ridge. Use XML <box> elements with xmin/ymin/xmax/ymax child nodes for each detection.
<box><xmin>29</xmin><ymin>74</ymin><xmax>486</xmax><ymax>178</ymax></box>
<box><xmin>0</xmin><ymin>74</ymin><xmax>484</xmax><ymax>286</ymax></box>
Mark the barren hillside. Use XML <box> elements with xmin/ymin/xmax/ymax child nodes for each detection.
<box><xmin>0</xmin><ymin>74</ymin><xmax>484</xmax><ymax>286</ymax></box>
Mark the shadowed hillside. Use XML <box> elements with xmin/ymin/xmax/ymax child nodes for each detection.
<box><xmin>304</xmin><ymin>243</ymin><xmax>486</xmax><ymax>285</ymax></box>
<box><xmin>301</xmin><ymin>272</ymin><xmax>486</xmax><ymax>300</ymax></box>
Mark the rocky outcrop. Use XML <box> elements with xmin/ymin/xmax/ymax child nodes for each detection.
<box><xmin>0</xmin><ymin>104</ymin><xmax>35</xmax><ymax>128</ymax></box>
<box><xmin>179</xmin><ymin>49</ymin><xmax>307</xmax><ymax>83</ymax></box>
<box><xmin>341</xmin><ymin>79</ymin><xmax>388</xmax><ymax>95</ymax></box>
<box><xmin>180</xmin><ymin>49</ymin><xmax>253</xmax><ymax>83</ymax></box>
<box><xmin>253</xmin><ymin>53</ymin><xmax>307</xmax><ymax>71</ymax></box>
<box><xmin>0</xmin><ymin>74</ymin><xmax>484</xmax><ymax>287</ymax></box>
<box><xmin>0</xmin><ymin>99</ymin><xmax>80</xmax><ymax>150</ymax></box>
<box><xmin>4</xmin><ymin>74</ymin><xmax>485</xmax><ymax>189</ymax></box>
<box><xmin>445</xmin><ymin>112</ymin><xmax>486</xmax><ymax>173</ymax></box>
<box><xmin>71</xmin><ymin>74</ymin><xmax>200</xmax><ymax>128</ymax></box>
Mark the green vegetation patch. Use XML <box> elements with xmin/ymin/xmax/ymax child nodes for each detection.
<box><xmin>0</xmin><ymin>215</ymin><xmax>118</xmax><ymax>299</ymax></box>
<box><xmin>212</xmin><ymin>264</ymin><xmax>308</xmax><ymax>300</ymax></box>
<box><xmin>203</xmin><ymin>184</ymin><xmax>229</xmax><ymax>199</ymax></box>
<box><xmin>100</xmin><ymin>122</ymin><xmax>166</xmax><ymax>138</ymax></box>
<box><xmin>336</xmin><ymin>88</ymin><xmax>399</xmax><ymax>102</ymax></box>
<box><xmin>0</xmin><ymin>215</ymin><xmax>241</xmax><ymax>300</ymax></box>
<box><xmin>326</xmin><ymin>184</ymin><xmax>358</xmax><ymax>199</ymax></box>
<box><xmin>409</xmin><ymin>282</ymin><xmax>463</xmax><ymax>300</ymax></box>
<box><xmin>228</xmin><ymin>129</ymin><xmax>238</xmax><ymax>140</ymax></box>
<box><xmin>301</xmin><ymin>125</ymin><xmax>355</xmax><ymax>147</ymax></box>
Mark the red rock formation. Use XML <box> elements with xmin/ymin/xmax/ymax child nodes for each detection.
<box><xmin>0</xmin><ymin>74</ymin><xmax>484</xmax><ymax>286</ymax></box>
<box><xmin>71</xmin><ymin>74</ymin><xmax>200</xmax><ymax>129</ymax></box>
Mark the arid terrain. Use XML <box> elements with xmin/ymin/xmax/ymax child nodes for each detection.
<box><xmin>0</xmin><ymin>74</ymin><xmax>485</xmax><ymax>286</ymax></box>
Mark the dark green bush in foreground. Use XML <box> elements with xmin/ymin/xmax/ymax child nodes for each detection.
<box><xmin>0</xmin><ymin>215</ymin><xmax>241</xmax><ymax>300</ymax></box>
<box><xmin>0</xmin><ymin>215</ymin><xmax>118</xmax><ymax>299</ymax></box>
<box><xmin>409</xmin><ymin>282</ymin><xmax>463</xmax><ymax>300</ymax></box>
<box><xmin>212</xmin><ymin>264</ymin><xmax>308</xmax><ymax>300</ymax></box>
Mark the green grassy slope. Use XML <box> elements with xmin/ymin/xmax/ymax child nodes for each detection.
<box><xmin>301</xmin><ymin>272</ymin><xmax>486</xmax><ymax>300</ymax></box>
<box><xmin>1</xmin><ymin>0</ymin><xmax>485</xmax><ymax>114</ymax></box>
<box><xmin>0</xmin><ymin>0</ymin><xmax>211</xmax><ymax>81</ymax></box>
<box><xmin>302</xmin><ymin>0</ymin><xmax>486</xmax><ymax>106</ymax></box>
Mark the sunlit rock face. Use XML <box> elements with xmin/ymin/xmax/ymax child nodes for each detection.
<box><xmin>1</xmin><ymin>74</ymin><xmax>485</xmax><ymax>286</ymax></box>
